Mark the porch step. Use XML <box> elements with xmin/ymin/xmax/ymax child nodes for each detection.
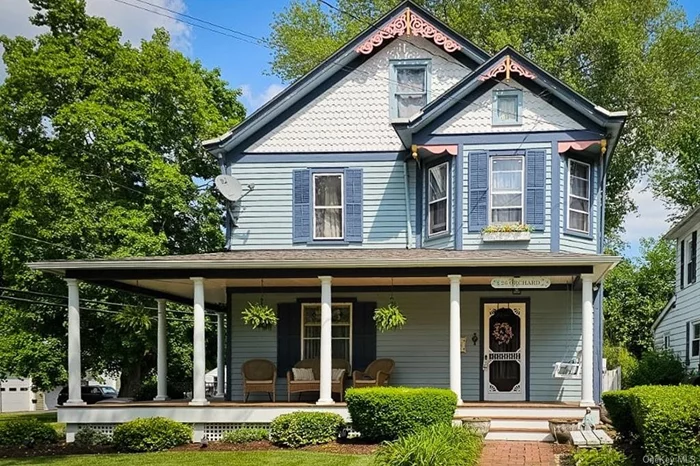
<box><xmin>486</xmin><ymin>427</ymin><xmax>554</xmax><ymax>442</ymax></box>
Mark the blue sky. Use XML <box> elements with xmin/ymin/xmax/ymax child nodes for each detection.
<box><xmin>2</xmin><ymin>0</ymin><xmax>698</xmax><ymax>257</ymax></box>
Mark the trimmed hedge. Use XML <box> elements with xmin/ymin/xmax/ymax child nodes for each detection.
<box><xmin>74</xmin><ymin>427</ymin><xmax>111</xmax><ymax>447</ymax></box>
<box><xmin>374</xmin><ymin>423</ymin><xmax>483</xmax><ymax>466</ymax></box>
<box><xmin>601</xmin><ymin>390</ymin><xmax>636</xmax><ymax>438</ymax></box>
<box><xmin>269</xmin><ymin>411</ymin><xmax>345</xmax><ymax>448</ymax></box>
<box><xmin>0</xmin><ymin>419</ymin><xmax>59</xmax><ymax>448</ymax></box>
<box><xmin>346</xmin><ymin>387</ymin><xmax>457</xmax><ymax>441</ymax></box>
<box><xmin>221</xmin><ymin>428</ymin><xmax>269</xmax><ymax>444</ymax></box>
<box><xmin>573</xmin><ymin>446</ymin><xmax>631</xmax><ymax>466</ymax></box>
<box><xmin>603</xmin><ymin>386</ymin><xmax>700</xmax><ymax>458</ymax></box>
<box><xmin>112</xmin><ymin>417</ymin><xmax>192</xmax><ymax>452</ymax></box>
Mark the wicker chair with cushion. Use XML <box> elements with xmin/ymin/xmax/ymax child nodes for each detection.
<box><xmin>242</xmin><ymin>359</ymin><xmax>276</xmax><ymax>402</ymax></box>
<box><xmin>352</xmin><ymin>358</ymin><xmax>395</xmax><ymax>388</ymax></box>
<box><xmin>286</xmin><ymin>358</ymin><xmax>351</xmax><ymax>402</ymax></box>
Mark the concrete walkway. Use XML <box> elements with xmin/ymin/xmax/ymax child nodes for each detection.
<box><xmin>479</xmin><ymin>441</ymin><xmax>567</xmax><ymax>466</ymax></box>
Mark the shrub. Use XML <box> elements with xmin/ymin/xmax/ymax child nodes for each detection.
<box><xmin>604</xmin><ymin>344</ymin><xmax>638</xmax><ymax>389</ymax></box>
<box><xmin>628</xmin><ymin>349</ymin><xmax>686</xmax><ymax>387</ymax></box>
<box><xmin>112</xmin><ymin>417</ymin><xmax>191</xmax><ymax>452</ymax></box>
<box><xmin>269</xmin><ymin>412</ymin><xmax>344</xmax><ymax>448</ymax></box>
<box><xmin>601</xmin><ymin>390</ymin><xmax>636</xmax><ymax>437</ymax></box>
<box><xmin>627</xmin><ymin>385</ymin><xmax>700</xmax><ymax>458</ymax></box>
<box><xmin>0</xmin><ymin>419</ymin><xmax>59</xmax><ymax>448</ymax></box>
<box><xmin>74</xmin><ymin>427</ymin><xmax>111</xmax><ymax>447</ymax></box>
<box><xmin>374</xmin><ymin>423</ymin><xmax>482</xmax><ymax>466</ymax></box>
<box><xmin>346</xmin><ymin>387</ymin><xmax>457</xmax><ymax>441</ymax></box>
<box><xmin>221</xmin><ymin>428</ymin><xmax>268</xmax><ymax>444</ymax></box>
<box><xmin>573</xmin><ymin>446</ymin><xmax>631</xmax><ymax>466</ymax></box>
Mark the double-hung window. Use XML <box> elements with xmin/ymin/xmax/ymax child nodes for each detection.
<box><xmin>428</xmin><ymin>162</ymin><xmax>449</xmax><ymax>235</ymax></box>
<box><xmin>490</xmin><ymin>156</ymin><xmax>524</xmax><ymax>224</ymax></box>
<box><xmin>313</xmin><ymin>173</ymin><xmax>343</xmax><ymax>240</ymax></box>
<box><xmin>391</xmin><ymin>60</ymin><xmax>429</xmax><ymax>119</ymax></box>
<box><xmin>568</xmin><ymin>160</ymin><xmax>591</xmax><ymax>234</ymax></box>
<box><xmin>692</xmin><ymin>322</ymin><xmax>700</xmax><ymax>358</ymax></box>
<box><xmin>663</xmin><ymin>333</ymin><xmax>671</xmax><ymax>350</ymax></box>
<box><xmin>301</xmin><ymin>303</ymin><xmax>352</xmax><ymax>361</ymax></box>
<box><xmin>687</xmin><ymin>232</ymin><xmax>697</xmax><ymax>285</ymax></box>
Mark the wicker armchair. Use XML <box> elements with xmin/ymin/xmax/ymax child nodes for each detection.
<box><xmin>286</xmin><ymin>358</ymin><xmax>350</xmax><ymax>402</ymax></box>
<box><xmin>352</xmin><ymin>358</ymin><xmax>395</xmax><ymax>388</ymax></box>
<box><xmin>242</xmin><ymin>359</ymin><xmax>276</xmax><ymax>402</ymax></box>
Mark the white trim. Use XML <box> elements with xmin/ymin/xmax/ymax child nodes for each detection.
<box><xmin>312</xmin><ymin>173</ymin><xmax>344</xmax><ymax>241</ymax></box>
<box><xmin>566</xmin><ymin>159</ymin><xmax>591</xmax><ymax>234</ymax></box>
<box><xmin>300</xmin><ymin>302</ymin><xmax>353</xmax><ymax>362</ymax></box>
<box><xmin>652</xmin><ymin>295</ymin><xmax>676</xmax><ymax>332</ymax></box>
<box><xmin>427</xmin><ymin>161</ymin><xmax>449</xmax><ymax>236</ymax></box>
<box><xmin>692</xmin><ymin>320</ymin><xmax>700</xmax><ymax>358</ymax></box>
<box><xmin>489</xmin><ymin>155</ymin><xmax>525</xmax><ymax>225</ymax></box>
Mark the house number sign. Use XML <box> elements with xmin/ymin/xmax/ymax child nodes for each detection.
<box><xmin>491</xmin><ymin>277</ymin><xmax>551</xmax><ymax>289</ymax></box>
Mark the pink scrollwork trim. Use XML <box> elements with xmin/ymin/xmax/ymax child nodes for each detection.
<box><xmin>355</xmin><ymin>8</ymin><xmax>461</xmax><ymax>55</ymax></box>
<box><xmin>478</xmin><ymin>55</ymin><xmax>536</xmax><ymax>81</ymax></box>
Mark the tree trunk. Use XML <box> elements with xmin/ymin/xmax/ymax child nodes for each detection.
<box><xmin>119</xmin><ymin>363</ymin><xmax>142</xmax><ymax>398</ymax></box>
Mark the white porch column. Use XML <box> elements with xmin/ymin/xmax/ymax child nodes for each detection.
<box><xmin>317</xmin><ymin>276</ymin><xmax>334</xmax><ymax>405</ymax></box>
<box><xmin>190</xmin><ymin>277</ymin><xmax>209</xmax><ymax>406</ymax></box>
<box><xmin>65</xmin><ymin>279</ymin><xmax>85</xmax><ymax>406</ymax></box>
<box><xmin>581</xmin><ymin>274</ymin><xmax>595</xmax><ymax>407</ymax></box>
<box><xmin>448</xmin><ymin>274</ymin><xmax>463</xmax><ymax>404</ymax></box>
<box><xmin>215</xmin><ymin>312</ymin><xmax>225</xmax><ymax>398</ymax></box>
<box><xmin>154</xmin><ymin>299</ymin><xmax>168</xmax><ymax>401</ymax></box>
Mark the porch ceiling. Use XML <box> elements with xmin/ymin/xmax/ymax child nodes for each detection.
<box><xmin>29</xmin><ymin>249</ymin><xmax>619</xmax><ymax>307</ymax></box>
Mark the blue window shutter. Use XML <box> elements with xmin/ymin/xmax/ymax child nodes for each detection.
<box><xmin>686</xmin><ymin>322</ymin><xmax>691</xmax><ymax>366</ymax></box>
<box><xmin>352</xmin><ymin>301</ymin><xmax>376</xmax><ymax>372</ymax></box>
<box><xmin>344</xmin><ymin>168</ymin><xmax>363</xmax><ymax>243</ymax></box>
<box><xmin>468</xmin><ymin>151</ymin><xmax>488</xmax><ymax>232</ymax></box>
<box><xmin>526</xmin><ymin>150</ymin><xmax>546</xmax><ymax>231</ymax></box>
<box><xmin>277</xmin><ymin>302</ymin><xmax>301</xmax><ymax>378</ymax></box>
<box><xmin>292</xmin><ymin>169</ymin><xmax>311</xmax><ymax>243</ymax></box>
<box><xmin>681</xmin><ymin>240</ymin><xmax>685</xmax><ymax>289</ymax></box>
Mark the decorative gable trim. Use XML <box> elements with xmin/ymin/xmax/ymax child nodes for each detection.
<box><xmin>356</xmin><ymin>8</ymin><xmax>462</xmax><ymax>55</ymax></box>
<box><xmin>478</xmin><ymin>55</ymin><xmax>536</xmax><ymax>82</ymax></box>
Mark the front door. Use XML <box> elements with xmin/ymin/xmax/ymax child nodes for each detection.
<box><xmin>483</xmin><ymin>302</ymin><xmax>527</xmax><ymax>401</ymax></box>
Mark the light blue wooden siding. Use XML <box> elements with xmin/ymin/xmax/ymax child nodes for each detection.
<box><xmin>227</xmin><ymin>160</ymin><xmax>416</xmax><ymax>249</ymax></box>
<box><xmin>229</xmin><ymin>289</ymin><xmax>582</xmax><ymax>402</ymax></box>
<box><xmin>461</xmin><ymin>143</ymin><xmax>552</xmax><ymax>250</ymax></box>
<box><xmin>655</xmin><ymin>234</ymin><xmax>700</xmax><ymax>364</ymax></box>
<box><xmin>423</xmin><ymin>159</ymin><xmax>456</xmax><ymax>249</ymax></box>
<box><xmin>559</xmin><ymin>158</ymin><xmax>599</xmax><ymax>253</ymax></box>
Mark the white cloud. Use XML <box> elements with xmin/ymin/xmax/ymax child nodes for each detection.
<box><xmin>240</xmin><ymin>83</ymin><xmax>286</xmax><ymax>112</ymax></box>
<box><xmin>622</xmin><ymin>177</ymin><xmax>675</xmax><ymax>250</ymax></box>
<box><xmin>0</xmin><ymin>0</ymin><xmax>192</xmax><ymax>80</ymax></box>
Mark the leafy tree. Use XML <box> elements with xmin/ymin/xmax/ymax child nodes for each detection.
<box><xmin>267</xmin><ymin>0</ymin><xmax>699</xmax><ymax>238</ymax></box>
<box><xmin>0</xmin><ymin>0</ymin><xmax>244</xmax><ymax>393</ymax></box>
<box><xmin>603</xmin><ymin>237</ymin><xmax>675</xmax><ymax>357</ymax></box>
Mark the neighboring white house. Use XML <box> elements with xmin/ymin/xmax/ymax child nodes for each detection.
<box><xmin>653</xmin><ymin>206</ymin><xmax>700</xmax><ymax>372</ymax></box>
<box><xmin>0</xmin><ymin>378</ymin><xmax>35</xmax><ymax>412</ymax></box>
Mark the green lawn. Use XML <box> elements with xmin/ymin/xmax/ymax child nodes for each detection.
<box><xmin>0</xmin><ymin>411</ymin><xmax>57</xmax><ymax>424</ymax></box>
<box><xmin>0</xmin><ymin>451</ymin><xmax>373</xmax><ymax>466</ymax></box>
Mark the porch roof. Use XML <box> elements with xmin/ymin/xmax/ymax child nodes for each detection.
<box><xmin>29</xmin><ymin>249</ymin><xmax>619</xmax><ymax>308</ymax></box>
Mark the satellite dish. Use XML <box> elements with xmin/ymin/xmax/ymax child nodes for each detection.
<box><xmin>215</xmin><ymin>175</ymin><xmax>243</xmax><ymax>202</ymax></box>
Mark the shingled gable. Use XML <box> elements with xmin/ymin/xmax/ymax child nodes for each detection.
<box><xmin>393</xmin><ymin>46</ymin><xmax>627</xmax><ymax>153</ymax></box>
<box><xmin>202</xmin><ymin>0</ymin><xmax>489</xmax><ymax>155</ymax></box>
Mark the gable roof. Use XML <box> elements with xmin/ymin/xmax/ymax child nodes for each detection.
<box><xmin>202</xmin><ymin>0</ymin><xmax>489</xmax><ymax>155</ymax></box>
<box><xmin>394</xmin><ymin>47</ymin><xmax>627</xmax><ymax>150</ymax></box>
<box><xmin>652</xmin><ymin>295</ymin><xmax>676</xmax><ymax>332</ymax></box>
<box><xmin>664</xmin><ymin>205</ymin><xmax>700</xmax><ymax>240</ymax></box>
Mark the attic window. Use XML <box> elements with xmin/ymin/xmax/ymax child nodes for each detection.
<box><xmin>390</xmin><ymin>60</ymin><xmax>430</xmax><ymax>119</ymax></box>
<box><xmin>492</xmin><ymin>89</ymin><xmax>522</xmax><ymax>125</ymax></box>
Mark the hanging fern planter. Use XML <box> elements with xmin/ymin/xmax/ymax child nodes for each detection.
<box><xmin>241</xmin><ymin>301</ymin><xmax>278</xmax><ymax>330</ymax></box>
<box><xmin>374</xmin><ymin>298</ymin><xmax>407</xmax><ymax>332</ymax></box>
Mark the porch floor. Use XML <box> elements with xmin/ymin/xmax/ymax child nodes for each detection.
<box><xmin>62</xmin><ymin>400</ymin><xmax>583</xmax><ymax>408</ymax></box>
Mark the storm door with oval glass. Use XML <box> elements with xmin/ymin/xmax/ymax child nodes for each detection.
<box><xmin>483</xmin><ymin>302</ymin><xmax>527</xmax><ymax>401</ymax></box>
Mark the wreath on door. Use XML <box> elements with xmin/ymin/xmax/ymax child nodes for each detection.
<box><xmin>492</xmin><ymin>322</ymin><xmax>514</xmax><ymax>345</ymax></box>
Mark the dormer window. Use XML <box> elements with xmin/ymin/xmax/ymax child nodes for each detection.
<box><xmin>390</xmin><ymin>59</ymin><xmax>430</xmax><ymax>119</ymax></box>
<box><xmin>492</xmin><ymin>89</ymin><xmax>523</xmax><ymax>125</ymax></box>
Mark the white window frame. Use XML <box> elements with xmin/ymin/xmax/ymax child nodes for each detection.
<box><xmin>428</xmin><ymin>161</ymin><xmax>449</xmax><ymax>236</ymax></box>
<box><xmin>692</xmin><ymin>321</ymin><xmax>700</xmax><ymax>358</ymax></box>
<box><xmin>489</xmin><ymin>155</ymin><xmax>525</xmax><ymax>225</ymax></box>
<box><xmin>312</xmin><ymin>173</ymin><xmax>344</xmax><ymax>241</ymax></box>
<box><xmin>300</xmin><ymin>303</ymin><xmax>353</xmax><ymax>361</ymax></box>
<box><xmin>390</xmin><ymin>60</ymin><xmax>430</xmax><ymax>120</ymax></box>
<box><xmin>685</xmin><ymin>235</ymin><xmax>697</xmax><ymax>286</ymax></box>
<box><xmin>567</xmin><ymin>159</ymin><xmax>591</xmax><ymax>234</ymax></box>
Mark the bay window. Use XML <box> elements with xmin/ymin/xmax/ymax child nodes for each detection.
<box><xmin>567</xmin><ymin>160</ymin><xmax>590</xmax><ymax>234</ymax></box>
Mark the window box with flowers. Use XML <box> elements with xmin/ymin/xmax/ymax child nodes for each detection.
<box><xmin>481</xmin><ymin>224</ymin><xmax>532</xmax><ymax>242</ymax></box>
